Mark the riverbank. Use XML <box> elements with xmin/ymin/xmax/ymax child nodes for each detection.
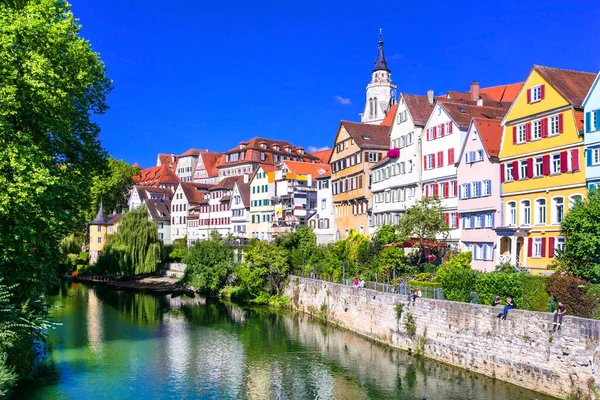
<box><xmin>285</xmin><ymin>276</ymin><xmax>599</xmax><ymax>400</ymax></box>
<box><xmin>67</xmin><ymin>275</ymin><xmax>195</xmax><ymax>296</ymax></box>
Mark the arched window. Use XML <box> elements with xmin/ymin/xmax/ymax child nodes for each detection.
<box><xmin>552</xmin><ymin>197</ymin><xmax>564</xmax><ymax>224</ymax></box>
<box><xmin>569</xmin><ymin>194</ymin><xmax>583</xmax><ymax>210</ymax></box>
<box><xmin>535</xmin><ymin>198</ymin><xmax>547</xmax><ymax>225</ymax></box>
<box><xmin>369</xmin><ymin>99</ymin><xmax>374</xmax><ymax>118</ymax></box>
<box><xmin>507</xmin><ymin>202</ymin><xmax>517</xmax><ymax>226</ymax></box>
<box><xmin>374</xmin><ymin>97</ymin><xmax>378</xmax><ymax>118</ymax></box>
<box><xmin>520</xmin><ymin>200</ymin><xmax>531</xmax><ymax>226</ymax></box>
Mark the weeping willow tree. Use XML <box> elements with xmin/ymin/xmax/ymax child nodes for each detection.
<box><xmin>96</xmin><ymin>206</ymin><xmax>162</xmax><ymax>276</ymax></box>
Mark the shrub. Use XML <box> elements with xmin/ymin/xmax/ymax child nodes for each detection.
<box><xmin>407</xmin><ymin>280</ymin><xmax>442</xmax><ymax>288</ymax></box>
<box><xmin>546</xmin><ymin>275</ymin><xmax>597</xmax><ymax>318</ymax></box>
<box><xmin>522</xmin><ymin>275</ymin><xmax>551</xmax><ymax>312</ymax></box>
<box><xmin>474</xmin><ymin>272</ymin><xmax>523</xmax><ymax>308</ymax></box>
<box><xmin>441</xmin><ymin>267</ymin><xmax>479</xmax><ymax>302</ymax></box>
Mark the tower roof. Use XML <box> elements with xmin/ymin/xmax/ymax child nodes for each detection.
<box><xmin>90</xmin><ymin>200</ymin><xmax>110</xmax><ymax>225</ymax></box>
<box><xmin>373</xmin><ymin>29</ymin><xmax>390</xmax><ymax>72</ymax></box>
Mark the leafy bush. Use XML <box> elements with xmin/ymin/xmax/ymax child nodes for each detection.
<box><xmin>0</xmin><ymin>352</ymin><xmax>17</xmax><ymax>400</ymax></box>
<box><xmin>522</xmin><ymin>275</ymin><xmax>551</xmax><ymax>312</ymax></box>
<box><xmin>420</xmin><ymin>263</ymin><xmax>438</xmax><ymax>273</ymax></box>
<box><xmin>546</xmin><ymin>275</ymin><xmax>597</xmax><ymax>318</ymax></box>
<box><xmin>183</xmin><ymin>239</ymin><xmax>234</xmax><ymax>294</ymax></box>
<box><xmin>441</xmin><ymin>268</ymin><xmax>479</xmax><ymax>302</ymax></box>
<box><xmin>474</xmin><ymin>272</ymin><xmax>523</xmax><ymax>308</ymax></box>
<box><xmin>168</xmin><ymin>237</ymin><xmax>188</xmax><ymax>262</ymax></box>
<box><xmin>407</xmin><ymin>280</ymin><xmax>442</xmax><ymax>288</ymax></box>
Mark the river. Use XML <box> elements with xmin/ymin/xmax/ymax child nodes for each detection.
<box><xmin>13</xmin><ymin>281</ymin><xmax>556</xmax><ymax>399</ymax></box>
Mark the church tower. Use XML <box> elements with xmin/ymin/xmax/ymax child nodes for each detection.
<box><xmin>361</xmin><ymin>30</ymin><xmax>397</xmax><ymax>125</ymax></box>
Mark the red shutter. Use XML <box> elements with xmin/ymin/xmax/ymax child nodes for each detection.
<box><xmin>425</xmin><ymin>185</ymin><xmax>430</xmax><ymax>197</ymax></box>
<box><xmin>571</xmin><ymin>149</ymin><xmax>579</xmax><ymax>171</ymax></box>
<box><xmin>540</xmin><ymin>84</ymin><xmax>545</xmax><ymax>100</ymax></box>
<box><xmin>500</xmin><ymin>164</ymin><xmax>505</xmax><ymax>182</ymax></box>
<box><xmin>526</xmin><ymin>123</ymin><xmax>532</xmax><ymax>141</ymax></box>
<box><xmin>560</xmin><ymin>151</ymin><xmax>568</xmax><ymax>173</ymax></box>
<box><xmin>433</xmin><ymin>126</ymin><xmax>438</xmax><ymax>139</ymax></box>
<box><xmin>448</xmin><ymin>148</ymin><xmax>455</xmax><ymax>164</ymax></box>
<box><xmin>512</xmin><ymin>160</ymin><xmax>519</xmax><ymax>180</ymax></box>
<box><xmin>423</xmin><ymin>155</ymin><xmax>427</xmax><ymax>170</ymax></box>
<box><xmin>541</xmin><ymin>237</ymin><xmax>546</xmax><ymax>258</ymax></box>
<box><xmin>432</xmin><ymin>155</ymin><xmax>436</xmax><ymax>168</ymax></box>
<box><xmin>449</xmin><ymin>123</ymin><xmax>453</xmax><ymax>134</ymax></box>
<box><xmin>549</xmin><ymin>237</ymin><xmax>555</xmax><ymax>258</ymax></box>
<box><xmin>527</xmin><ymin>238</ymin><xmax>533</xmax><ymax>257</ymax></box>
<box><xmin>433</xmin><ymin>183</ymin><xmax>439</xmax><ymax>196</ymax></box>
<box><xmin>512</xmin><ymin>126</ymin><xmax>517</xmax><ymax>144</ymax></box>
<box><xmin>527</xmin><ymin>88</ymin><xmax>532</xmax><ymax>104</ymax></box>
<box><xmin>558</xmin><ymin>113</ymin><xmax>564</xmax><ymax>133</ymax></box>
<box><xmin>527</xmin><ymin>158</ymin><xmax>534</xmax><ymax>178</ymax></box>
<box><xmin>426</xmin><ymin>128</ymin><xmax>430</xmax><ymax>141</ymax></box>
<box><xmin>542</xmin><ymin>155</ymin><xmax>550</xmax><ymax>176</ymax></box>
<box><xmin>541</xmin><ymin>118</ymin><xmax>548</xmax><ymax>138</ymax></box>
<box><xmin>445</xmin><ymin>213</ymin><xmax>449</xmax><ymax>226</ymax></box>
<box><xmin>455</xmin><ymin>212</ymin><xmax>460</xmax><ymax>228</ymax></box>
<box><xmin>441</xmin><ymin>124</ymin><xmax>445</xmax><ymax>136</ymax></box>
<box><xmin>444</xmin><ymin>182</ymin><xmax>449</xmax><ymax>198</ymax></box>
<box><xmin>437</xmin><ymin>151</ymin><xmax>444</xmax><ymax>167</ymax></box>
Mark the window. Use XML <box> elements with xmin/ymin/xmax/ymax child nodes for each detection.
<box><xmin>484</xmin><ymin>213</ymin><xmax>494</xmax><ymax>228</ymax></box>
<box><xmin>507</xmin><ymin>202</ymin><xmax>517</xmax><ymax>226</ymax></box>
<box><xmin>552</xmin><ymin>197</ymin><xmax>564</xmax><ymax>224</ymax></box>
<box><xmin>549</xmin><ymin>115</ymin><xmax>559</xmax><ymax>135</ymax></box>
<box><xmin>260</xmin><ymin>152</ymin><xmax>265</xmax><ymax>161</ymax></box>
<box><xmin>569</xmin><ymin>194</ymin><xmax>583</xmax><ymax>210</ymax></box>
<box><xmin>536</xmin><ymin>199</ymin><xmax>547</xmax><ymax>225</ymax></box>
<box><xmin>534</xmin><ymin>157</ymin><xmax>543</xmax><ymax>177</ymax></box>
<box><xmin>471</xmin><ymin>181</ymin><xmax>481</xmax><ymax>197</ymax></box>
<box><xmin>482</xmin><ymin>180</ymin><xmax>491</xmax><ymax>196</ymax></box>
<box><xmin>521</xmin><ymin>200</ymin><xmax>531</xmax><ymax>226</ymax></box>
<box><xmin>158</xmin><ymin>222</ymin><xmax>164</xmax><ymax>229</ymax></box>
<box><xmin>407</xmin><ymin>132</ymin><xmax>414</xmax><ymax>145</ymax></box>
<box><xmin>426</xmin><ymin>154</ymin><xmax>434</xmax><ymax>169</ymax></box>
<box><xmin>505</xmin><ymin>163</ymin><xmax>514</xmax><ymax>181</ymax></box>
<box><xmin>531</xmin><ymin>85</ymin><xmax>542</xmax><ymax>102</ymax></box>
<box><xmin>321</xmin><ymin>198</ymin><xmax>326</xmax><ymax>209</ymax></box>
<box><xmin>555</xmin><ymin>237</ymin><xmax>566</xmax><ymax>254</ymax></box>
<box><xmin>474</xmin><ymin>214</ymin><xmax>482</xmax><ymax>228</ymax></box>
<box><xmin>517</xmin><ymin>124</ymin><xmax>526</xmax><ymax>143</ymax></box>
<box><xmin>97</xmin><ymin>237</ymin><xmax>102</xmax><ymax>244</ymax></box>
<box><xmin>533</xmin><ymin>238</ymin><xmax>542</xmax><ymax>257</ymax></box>
<box><xmin>97</xmin><ymin>225</ymin><xmax>102</xmax><ymax>232</ymax></box>
<box><xmin>551</xmin><ymin>153</ymin><xmax>560</xmax><ymax>174</ymax></box>
<box><xmin>368</xmin><ymin>152</ymin><xmax>379</xmax><ymax>162</ymax></box>
<box><xmin>519</xmin><ymin>160</ymin><xmax>527</xmax><ymax>179</ymax></box>
<box><xmin>532</xmin><ymin>120</ymin><xmax>541</xmax><ymax>140</ymax></box>
<box><xmin>593</xmin><ymin>148</ymin><xmax>600</xmax><ymax>166</ymax></box>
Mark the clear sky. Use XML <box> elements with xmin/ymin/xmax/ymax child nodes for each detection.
<box><xmin>71</xmin><ymin>0</ymin><xmax>600</xmax><ymax>168</ymax></box>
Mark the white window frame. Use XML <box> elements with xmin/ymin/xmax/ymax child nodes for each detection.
<box><xmin>569</xmin><ymin>194</ymin><xmax>583</xmax><ymax>210</ymax></box>
<box><xmin>519</xmin><ymin>160</ymin><xmax>528</xmax><ymax>179</ymax></box>
<box><xmin>552</xmin><ymin>196</ymin><xmax>564</xmax><ymax>225</ymax></box>
<box><xmin>507</xmin><ymin>201</ymin><xmax>517</xmax><ymax>226</ymax></box>
<box><xmin>505</xmin><ymin>163</ymin><xmax>514</xmax><ymax>181</ymax></box>
<box><xmin>555</xmin><ymin>236</ymin><xmax>566</xmax><ymax>255</ymax></box>
<box><xmin>535</xmin><ymin>198</ymin><xmax>547</xmax><ymax>225</ymax></box>
<box><xmin>532</xmin><ymin>237</ymin><xmax>542</xmax><ymax>258</ymax></box>
<box><xmin>534</xmin><ymin>157</ymin><xmax>543</xmax><ymax>177</ymax></box>
<box><xmin>484</xmin><ymin>213</ymin><xmax>494</xmax><ymax>228</ymax></box>
<box><xmin>551</xmin><ymin>153</ymin><xmax>561</xmax><ymax>174</ymax></box>
<box><xmin>482</xmin><ymin>180</ymin><xmax>491</xmax><ymax>196</ymax></box>
<box><xmin>532</xmin><ymin>120</ymin><xmax>541</xmax><ymax>140</ymax></box>
<box><xmin>531</xmin><ymin>85</ymin><xmax>542</xmax><ymax>102</ymax></box>
<box><xmin>593</xmin><ymin>148</ymin><xmax>600</xmax><ymax>165</ymax></box>
<box><xmin>549</xmin><ymin>115</ymin><xmax>559</xmax><ymax>135</ymax></box>
<box><xmin>517</xmin><ymin>124</ymin><xmax>526</xmax><ymax>143</ymax></box>
<box><xmin>521</xmin><ymin>200</ymin><xmax>531</xmax><ymax>226</ymax></box>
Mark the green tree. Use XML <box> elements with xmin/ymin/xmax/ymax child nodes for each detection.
<box><xmin>95</xmin><ymin>206</ymin><xmax>162</xmax><ymax>276</ymax></box>
<box><xmin>183</xmin><ymin>238</ymin><xmax>234</xmax><ymax>293</ymax></box>
<box><xmin>372</xmin><ymin>224</ymin><xmax>397</xmax><ymax>247</ymax></box>
<box><xmin>88</xmin><ymin>157</ymin><xmax>140</xmax><ymax>222</ymax></box>
<box><xmin>242</xmin><ymin>240</ymin><xmax>290</xmax><ymax>296</ymax></box>
<box><xmin>396</xmin><ymin>196</ymin><xmax>450</xmax><ymax>264</ymax></box>
<box><xmin>372</xmin><ymin>246</ymin><xmax>407</xmax><ymax>281</ymax></box>
<box><xmin>556</xmin><ymin>190</ymin><xmax>600</xmax><ymax>283</ymax></box>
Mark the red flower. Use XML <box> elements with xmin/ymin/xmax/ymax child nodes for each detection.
<box><xmin>387</xmin><ymin>148</ymin><xmax>400</xmax><ymax>158</ymax></box>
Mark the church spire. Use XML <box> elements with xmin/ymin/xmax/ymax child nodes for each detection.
<box><xmin>373</xmin><ymin>28</ymin><xmax>390</xmax><ymax>72</ymax></box>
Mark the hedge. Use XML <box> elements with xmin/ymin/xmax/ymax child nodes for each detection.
<box><xmin>408</xmin><ymin>280</ymin><xmax>443</xmax><ymax>288</ymax></box>
<box><xmin>473</xmin><ymin>272</ymin><xmax>523</xmax><ymax>308</ymax></box>
<box><xmin>522</xmin><ymin>275</ymin><xmax>551</xmax><ymax>312</ymax></box>
<box><xmin>546</xmin><ymin>275</ymin><xmax>597</xmax><ymax>318</ymax></box>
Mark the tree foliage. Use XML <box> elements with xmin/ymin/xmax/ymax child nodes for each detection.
<box><xmin>182</xmin><ymin>238</ymin><xmax>233</xmax><ymax>293</ymax></box>
<box><xmin>546</xmin><ymin>274</ymin><xmax>597</xmax><ymax>318</ymax></box>
<box><xmin>95</xmin><ymin>206</ymin><xmax>162</xmax><ymax>276</ymax></box>
<box><xmin>557</xmin><ymin>190</ymin><xmax>600</xmax><ymax>283</ymax></box>
<box><xmin>372</xmin><ymin>224</ymin><xmax>398</xmax><ymax>247</ymax></box>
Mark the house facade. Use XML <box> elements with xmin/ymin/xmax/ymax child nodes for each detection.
<box><xmin>170</xmin><ymin>182</ymin><xmax>210</xmax><ymax>241</ymax></box>
<box><xmin>128</xmin><ymin>186</ymin><xmax>173</xmax><ymax>210</ymax></box>
<box><xmin>89</xmin><ymin>202</ymin><xmax>123</xmax><ymax>264</ymax></box>
<box><xmin>457</xmin><ymin>118</ymin><xmax>503</xmax><ymax>271</ymax></box>
<box><xmin>583</xmin><ymin>72</ymin><xmax>600</xmax><ymax>190</ymax></box>
<box><xmin>310</xmin><ymin>171</ymin><xmax>336</xmax><ymax>244</ymax></box>
<box><xmin>197</xmin><ymin>177</ymin><xmax>238</xmax><ymax>239</ymax></box>
<box><xmin>145</xmin><ymin>199</ymin><xmax>172</xmax><ymax>245</ymax></box>
<box><xmin>330</xmin><ymin>121</ymin><xmax>389</xmax><ymax>239</ymax></box>
<box><xmin>248</xmin><ymin>166</ymin><xmax>275</xmax><ymax>241</ymax></box>
<box><xmin>176</xmin><ymin>149</ymin><xmax>202</xmax><ymax>182</ymax></box>
<box><xmin>370</xmin><ymin>93</ymin><xmax>433</xmax><ymax>231</ymax></box>
<box><xmin>193</xmin><ymin>151</ymin><xmax>222</xmax><ymax>185</ymax></box>
<box><xmin>498</xmin><ymin>65</ymin><xmax>594</xmax><ymax>274</ymax></box>
<box><xmin>231</xmin><ymin>180</ymin><xmax>251</xmax><ymax>239</ymax></box>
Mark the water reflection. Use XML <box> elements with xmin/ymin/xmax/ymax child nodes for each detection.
<box><xmin>14</xmin><ymin>282</ymin><xmax>557</xmax><ymax>400</ymax></box>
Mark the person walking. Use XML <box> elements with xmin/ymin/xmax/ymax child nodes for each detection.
<box><xmin>497</xmin><ymin>296</ymin><xmax>515</xmax><ymax>320</ymax></box>
<box><xmin>552</xmin><ymin>302</ymin><xmax>567</xmax><ymax>331</ymax></box>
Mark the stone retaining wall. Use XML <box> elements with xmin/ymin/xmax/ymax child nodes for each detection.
<box><xmin>284</xmin><ymin>276</ymin><xmax>600</xmax><ymax>399</ymax></box>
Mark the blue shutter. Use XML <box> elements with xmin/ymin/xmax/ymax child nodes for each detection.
<box><xmin>587</xmin><ymin>149</ymin><xmax>593</xmax><ymax>167</ymax></box>
<box><xmin>491</xmin><ymin>213</ymin><xmax>495</xmax><ymax>228</ymax></box>
<box><xmin>590</xmin><ymin>184</ymin><xmax>596</xmax><ymax>192</ymax></box>
<box><xmin>466</xmin><ymin>184</ymin><xmax>471</xmax><ymax>198</ymax></box>
<box><xmin>458</xmin><ymin>184</ymin><xmax>463</xmax><ymax>199</ymax></box>
<box><xmin>486</xmin><ymin>180</ymin><xmax>492</xmax><ymax>196</ymax></box>
<box><xmin>586</xmin><ymin>112</ymin><xmax>592</xmax><ymax>132</ymax></box>
<box><xmin>596</xmin><ymin>111</ymin><xmax>600</xmax><ymax>131</ymax></box>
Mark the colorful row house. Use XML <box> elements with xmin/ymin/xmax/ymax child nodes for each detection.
<box><xmin>583</xmin><ymin>72</ymin><xmax>600</xmax><ymax>190</ymax></box>
<box><xmin>497</xmin><ymin>66</ymin><xmax>595</xmax><ymax>273</ymax></box>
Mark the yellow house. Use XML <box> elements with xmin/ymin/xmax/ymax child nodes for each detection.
<box><xmin>497</xmin><ymin>65</ymin><xmax>595</xmax><ymax>274</ymax></box>
<box><xmin>89</xmin><ymin>201</ymin><xmax>123</xmax><ymax>264</ymax></box>
<box><xmin>330</xmin><ymin>121</ymin><xmax>389</xmax><ymax>239</ymax></box>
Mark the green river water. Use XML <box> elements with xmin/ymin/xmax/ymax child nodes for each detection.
<box><xmin>12</xmin><ymin>281</ymin><xmax>556</xmax><ymax>399</ymax></box>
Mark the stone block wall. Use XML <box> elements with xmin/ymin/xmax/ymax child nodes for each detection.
<box><xmin>284</xmin><ymin>276</ymin><xmax>600</xmax><ymax>399</ymax></box>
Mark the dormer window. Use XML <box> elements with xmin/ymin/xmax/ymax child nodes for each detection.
<box><xmin>297</xmin><ymin>148</ymin><xmax>304</xmax><ymax>154</ymax></box>
<box><xmin>272</xmin><ymin>144</ymin><xmax>280</xmax><ymax>151</ymax></box>
<box><xmin>259</xmin><ymin>142</ymin><xmax>267</xmax><ymax>149</ymax></box>
<box><xmin>285</xmin><ymin>147</ymin><xmax>291</xmax><ymax>153</ymax></box>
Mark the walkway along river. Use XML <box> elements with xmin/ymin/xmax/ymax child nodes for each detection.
<box><xmin>13</xmin><ymin>281</ymin><xmax>556</xmax><ymax>399</ymax></box>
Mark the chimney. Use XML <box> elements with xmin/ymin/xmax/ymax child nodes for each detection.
<box><xmin>427</xmin><ymin>90</ymin><xmax>434</xmax><ymax>105</ymax></box>
<box><xmin>470</xmin><ymin>81</ymin><xmax>480</xmax><ymax>102</ymax></box>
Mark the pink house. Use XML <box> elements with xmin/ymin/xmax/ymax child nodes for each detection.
<box><xmin>457</xmin><ymin>117</ymin><xmax>504</xmax><ymax>271</ymax></box>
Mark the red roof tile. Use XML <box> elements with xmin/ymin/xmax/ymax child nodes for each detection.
<box><xmin>534</xmin><ymin>65</ymin><xmax>596</xmax><ymax>108</ymax></box>
<box><xmin>310</xmin><ymin>149</ymin><xmax>333</xmax><ymax>164</ymax></box>
<box><xmin>340</xmin><ymin>121</ymin><xmax>390</xmax><ymax>150</ymax></box>
<box><xmin>180</xmin><ymin>182</ymin><xmax>211</xmax><ymax>203</ymax></box>
<box><xmin>136</xmin><ymin>164</ymin><xmax>180</xmax><ymax>187</ymax></box>
<box><xmin>480</xmin><ymin>82</ymin><xmax>523</xmax><ymax>102</ymax></box>
<box><xmin>235</xmin><ymin>182</ymin><xmax>251</xmax><ymax>207</ymax></box>
<box><xmin>403</xmin><ymin>94</ymin><xmax>435</xmax><ymax>126</ymax></box>
<box><xmin>438</xmin><ymin>101</ymin><xmax>509</xmax><ymax>129</ymax></box>
<box><xmin>380</xmin><ymin>104</ymin><xmax>398</xmax><ymax>126</ymax></box>
<box><xmin>472</xmin><ymin>118</ymin><xmax>503</xmax><ymax>158</ymax></box>
<box><xmin>282</xmin><ymin>161</ymin><xmax>331</xmax><ymax>178</ymax></box>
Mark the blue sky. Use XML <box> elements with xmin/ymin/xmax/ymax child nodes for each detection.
<box><xmin>71</xmin><ymin>0</ymin><xmax>600</xmax><ymax>168</ymax></box>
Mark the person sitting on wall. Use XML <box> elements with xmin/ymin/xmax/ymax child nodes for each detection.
<box><xmin>409</xmin><ymin>288</ymin><xmax>414</xmax><ymax>304</ymax></box>
<box><xmin>412</xmin><ymin>288</ymin><xmax>422</xmax><ymax>305</ymax></box>
<box><xmin>353</xmin><ymin>279</ymin><xmax>359</xmax><ymax>288</ymax></box>
<box><xmin>358</xmin><ymin>279</ymin><xmax>365</xmax><ymax>288</ymax></box>
<box><xmin>492</xmin><ymin>295</ymin><xmax>502</xmax><ymax>307</ymax></box>
<box><xmin>497</xmin><ymin>296</ymin><xmax>515</xmax><ymax>320</ymax></box>
<box><xmin>552</xmin><ymin>302</ymin><xmax>567</xmax><ymax>331</ymax></box>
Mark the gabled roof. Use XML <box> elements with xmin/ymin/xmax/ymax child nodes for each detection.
<box><xmin>157</xmin><ymin>154</ymin><xmax>177</xmax><ymax>166</ymax></box>
<box><xmin>281</xmin><ymin>161</ymin><xmax>331</xmax><ymax>178</ymax></box>
<box><xmin>234</xmin><ymin>182</ymin><xmax>251</xmax><ymax>207</ymax></box>
<box><xmin>216</xmin><ymin>137</ymin><xmax>318</xmax><ymax>169</ymax></box>
<box><xmin>480</xmin><ymin>82</ymin><xmax>523</xmax><ymax>102</ymax></box>
<box><xmin>106</xmin><ymin>213</ymin><xmax>123</xmax><ymax>225</ymax></box>
<box><xmin>380</xmin><ymin>104</ymin><xmax>398</xmax><ymax>126</ymax></box>
<box><xmin>179</xmin><ymin>148</ymin><xmax>204</xmax><ymax>157</ymax></box>
<box><xmin>437</xmin><ymin>101</ymin><xmax>509</xmax><ymax>129</ymax></box>
<box><xmin>146</xmin><ymin>199</ymin><xmax>171</xmax><ymax>221</ymax></box>
<box><xmin>180</xmin><ymin>182</ymin><xmax>211</xmax><ymax>203</ymax></box>
<box><xmin>339</xmin><ymin>121</ymin><xmax>390</xmax><ymax>150</ymax></box>
<box><xmin>136</xmin><ymin>164</ymin><xmax>180</xmax><ymax>186</ymax></box>
<box><xmin>198</xmin><ymin>151</ymin><xmax>222</xmax><ymax>177</ymax></box>
<box><xmin>472</xmin><ymin>118</ymin><xmax>503</xmax><ymax>158</ymax></box>
<box><xmin>310</xmin><ymin>148</ymin><xmax>333</xmax><ymax>164</ymax></box>
<box><xmin>133</xmin><ymin>186</ymin><xmax>173</xmax><ymax>202</ymax></box>
<box><xmin>403</xmin><ymin>94</ymin><xmax>435</xmax><ymax>126</ymax></box>
<box><xmin>582</xmin><ymin>71</ymin><xmax>600</xmax><ymax>108</ymax></box>
<box><xmin>211</xmin><ymin>176</ymin><xmax>240</xmax><ymax>191</ymax></box>
<box><xmin>534</xmin><ymin>65</ymin><xmax>596</xmax><ymax>108</ymax></box>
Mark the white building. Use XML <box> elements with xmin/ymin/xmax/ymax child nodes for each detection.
<box><xmin>309</xmin><ymin>169</ymin><xmax>336</xmax><ymax>244</ymax></box>
<box><xmin>370</xmin><ymin>93</ymin><xmax>434</xmax><ymax>232</ymax></box>
<box><xmin>361</xmin><ymin>30</ymin><xmax>396</xmax><ymax>125</ymax></box>
<box><xmin>231</xmin><ymin>180</ymin><xmax>251</xmax><ymax>239</ymax></box>
<box><xmin>145</xmin><ymin>199</ymin><xmax>172</xmax><ymax>245</ymax></box>
<box><xmin>198</xmin><ymin>177</ymin><xmax>239</xmax><ymax>239</ymax></box>
<box><xmin>171</xmin><ymin>182</ymin><xmax>210</xmax><ymax>241</ymax></box>
<box><xmin>128</xmin><ymin>185</ymin><xmax>173</xmax><ymax>210</ymax></box>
